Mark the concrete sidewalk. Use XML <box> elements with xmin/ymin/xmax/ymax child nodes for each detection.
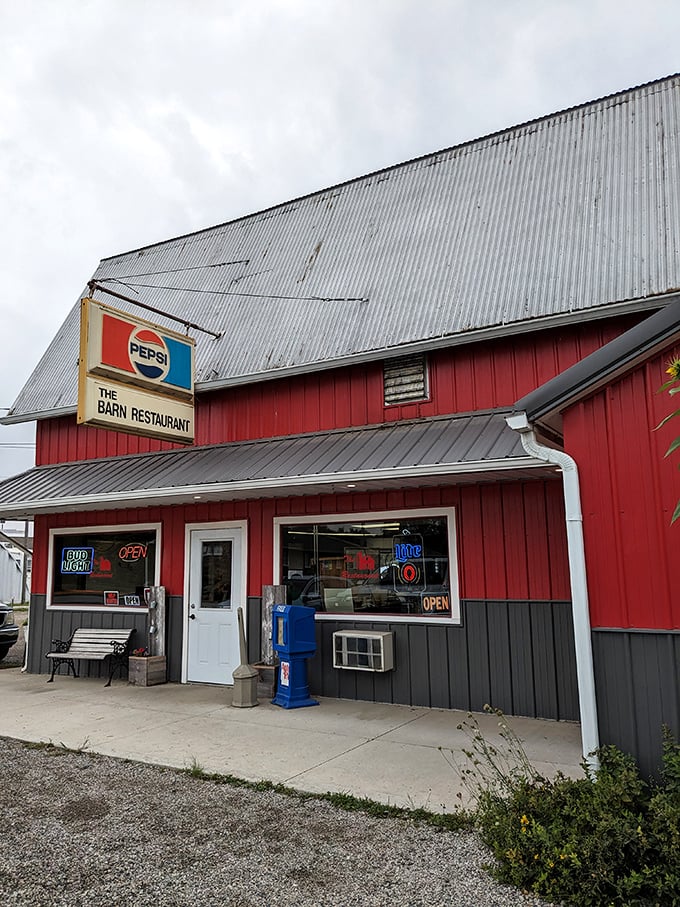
<box><xmin>0</xmin><ymin>669</ymin><xmax>584</xmax><ymax>812</ymax></box>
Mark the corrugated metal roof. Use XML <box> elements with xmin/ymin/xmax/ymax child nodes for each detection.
<box><xmin>8</xmin><ymin>74</ymin><xmax>680</xmax><ymax>422</ymax></box>
<box><xmin>0</xmin><ymin>412</ymin><xmax>551</xmax><ymax>517</ymax></box>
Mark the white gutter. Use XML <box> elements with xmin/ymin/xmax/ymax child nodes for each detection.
<box><xmin>506</xmin><ymin>412</ymin><xmax>599</xmax><ymax>769</ymax></box>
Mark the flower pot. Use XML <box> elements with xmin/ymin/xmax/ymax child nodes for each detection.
<box><xmin>128</xmin><ymin>655</ymin><xmax>167</xmax><ymax>686</ymax></box>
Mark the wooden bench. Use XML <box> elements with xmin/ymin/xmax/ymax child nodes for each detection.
<box><xmin>45</xmin><ymin>628</ymin><xmax>135</xmax><ymax>686</ymax></box>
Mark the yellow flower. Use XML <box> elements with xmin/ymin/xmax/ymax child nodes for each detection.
<box><xmin>520</xmin><ymin>814</ymin><xmax>529</xmax><ymax>826</ymax></box>
<box><xmin>666</xmin><ymin>356</ymin><xmax>680</xmax><ymax>380</ymax></box>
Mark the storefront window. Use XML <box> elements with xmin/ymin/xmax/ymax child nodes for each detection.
<box><xmin>279</xmin><ymin>511</ymin><xmax>455</xmax><ymax>619</ymax></box>
<box><xmin>50</xmin><ymin>527</ymin><xmax>158</xmax><ymax>609</ymax></box>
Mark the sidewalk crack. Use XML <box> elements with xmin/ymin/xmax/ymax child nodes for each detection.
<box><xmin>283</xmin><ymin>712</ymin><xmax>427</xmax><ymax>783</ymax></box>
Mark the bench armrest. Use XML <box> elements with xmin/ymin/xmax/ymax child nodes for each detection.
<box><xmin>49</xmin><ymin>638</ymin><xmax>71</xmax><ymax>654</ymax></box>
<box><xmin>111</xmin><ymin>639</ymin><xmax>131</xmax><ymax>657</ymax></box>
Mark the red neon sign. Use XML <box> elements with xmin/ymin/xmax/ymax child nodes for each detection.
<box><xmin>118</xmin><ymin>543</ymin><xmax>148</xmax><ymax>562</ymax></box>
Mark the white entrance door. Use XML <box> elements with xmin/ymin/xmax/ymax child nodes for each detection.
<box><xmin>186</xmin><ymin>525</ymin><xmax>246</xmax><ymax>684</ymax></box>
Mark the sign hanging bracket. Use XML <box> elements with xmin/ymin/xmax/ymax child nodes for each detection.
<box><xmin>87</xmin><ymin>281</ymin><xmax>222</xmax><ymax>339</ymax></box>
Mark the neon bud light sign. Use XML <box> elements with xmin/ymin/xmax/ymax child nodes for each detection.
<box><xmin>61</xmin><ymin>547</ymin><xmax>94</xmax><ymax>574</ymax></box>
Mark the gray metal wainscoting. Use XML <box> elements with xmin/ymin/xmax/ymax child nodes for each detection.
<box><xmin>25</xmin><ymin>593</ymin><xmax>275</xmax><ymax>682</ymax></box>
<box><xmin>27</xmin><ymin>593</ymin><xmax>149</xmax><ymax>681</ymax></box>
<box><xmin>245</xmin><ymin>597</ymin><xmax>577</xmax><ymax>721</ymax></box>
<box><xmin>592</xmin><ymin>629</ymin><xmax>680</xmax><ymax>779</ymax></box>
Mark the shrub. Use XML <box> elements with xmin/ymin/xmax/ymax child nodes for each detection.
<box><xmin>643</xmin><ymin>729</ymin><xmax>680</xmax><ymax>904</ymax></box>
<box><xmin>460</xmin><ymin>708</ymin><xmax>680</xmax><ymax>906</ymax></box>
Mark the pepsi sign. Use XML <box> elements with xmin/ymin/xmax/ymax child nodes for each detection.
<box><xmin>81</xmin><ymin>299</ymin><xmax>194</xmax><ymax>398</ymax></box>
<box><xmin>128</xmin><ymin>327</ymin><xmax>170</xmax><ymax>381</ymax></box>
<box><xmin>78</xmin><ymin>299</ymin><xmax>195</xmax><ymax>443</ymax></box>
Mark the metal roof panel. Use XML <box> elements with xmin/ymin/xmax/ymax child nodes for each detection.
<box><xmin>9</xmin><ymin>76</ymin><xmax>680</xmax><ymax>422</ymax></box>
<box><xmin>0</xmin><ymin>413</ymin><xmax>539</xmax><ymax>517</ymax></box>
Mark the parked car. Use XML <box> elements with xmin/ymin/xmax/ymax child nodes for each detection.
<box><xmin>0</xmin><ymin>603</ymin><xmax>19</xmax><ymax>661</ymax></box>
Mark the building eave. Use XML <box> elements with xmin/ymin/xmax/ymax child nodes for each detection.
<box><xmin>1</xmin><ymin>294</ymin><xmax>667</xmax><ymax>426</ymax></box>
<box><xmin>0</xmin><ymin>458</ymin><xmax>553</xmax><ymax>520</ymax></box>
<box><xmin>513</xmin><ymin>295</ymin><xmax>680</xmax><ymax>425</ymax></box>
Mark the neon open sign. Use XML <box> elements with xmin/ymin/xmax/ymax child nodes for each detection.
<box><xmin>118</xmin><ymin>543</ymin><xmax>149</xmax><ymax>561</ymax></box>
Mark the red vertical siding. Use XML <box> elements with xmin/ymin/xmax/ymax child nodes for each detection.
<box><xmin>563</xmin><ymin>349</ymin><xmax>680</xmax><ymax>630</ymax></box>
<box><xmin>35</xmin><ymin>317</ymin><xmax>640</xmax><ymax>466</ymax></box>
<box><xmin>502</xmin><ymin>484</ymin><xmax>530</xmax><ymax>599</ymax></box>
<box><xmin>33</xmin><ymin>480</ymin><xmax>570</xmax><ymax>605</ymax></box>
<box><xmin>35</xmin><ymin>420</ymin><xmax>179</xmax><ymax>466</ymax></box>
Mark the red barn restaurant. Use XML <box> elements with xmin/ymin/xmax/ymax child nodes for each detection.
<box><xmin>2</xmin><ymin>75</ymin><xmax>680</xmax><ymax>777</ymax></box>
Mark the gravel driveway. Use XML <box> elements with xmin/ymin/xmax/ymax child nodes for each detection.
<box><xmin>1</xmin><ymin>623</ymin><xmax>555</xmax><ymax>905</ymax></box>
<box><xmin>0</xmin><ymin>731</ymin><xmax>557</xmax><ymax>907</ymax></box>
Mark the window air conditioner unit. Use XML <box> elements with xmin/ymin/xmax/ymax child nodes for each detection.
<box><xmin>332</xmin><ymin>630</ymin><xmax>394</xmax><ymax>672</ymax></box>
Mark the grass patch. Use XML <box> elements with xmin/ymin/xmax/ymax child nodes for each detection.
<box><xmin>178</xmin><ymin>762</ymin><xmax>473</xmax><ymax>832</ymax></box>
<box><xmin>185</xmin><ymin>755</ymin><xmax>207</xmax><ymax>778</ymax></box>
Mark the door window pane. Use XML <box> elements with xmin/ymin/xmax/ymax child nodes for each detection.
<box><xmin>200</xmin><ymin>540</ymin><xmax>233</xmax><ymax>609</ymax></box>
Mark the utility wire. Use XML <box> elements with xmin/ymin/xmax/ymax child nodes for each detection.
<box><xmin>98</xmin><ymin>260</ymin><xmax>250</xmax><ymax>281</ymax></box>
<box><xmin>101</xmin><ymin>278</ymin><xmax>140</xmax><ymax>294</ymax></box>
<box><xmin>88</xmin><ymin>282</ymin><xmax>222</xmax><ymax>339</ymax></box>
<box><xmin>119</xmin><ymin>281</ymin><xmax>368</xmax><ymax>304</ymax></box>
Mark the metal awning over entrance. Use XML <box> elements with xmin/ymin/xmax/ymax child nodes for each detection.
<box><xmin>0</xmin><ymin>411</ymin><xmax>556</xmax><ymax>518</ymax></box>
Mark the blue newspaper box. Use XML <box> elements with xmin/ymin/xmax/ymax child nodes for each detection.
<box><xmin>271</xmin><ymin>604</ymin><xmax>319</xmax><ymax>709</ymax></box>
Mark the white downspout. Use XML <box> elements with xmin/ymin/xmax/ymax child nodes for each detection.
<box><xmin>506</xmin><ymin>412</ymin><xmax>600</xmax><ymax>769</ymax></box>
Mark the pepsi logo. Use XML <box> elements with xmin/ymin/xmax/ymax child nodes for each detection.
<box><xmin>128</xmin><ymin>327</ymin><xmax>169</xmax><ymax>381</ymax></box>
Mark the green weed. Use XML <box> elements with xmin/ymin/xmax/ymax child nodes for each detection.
<box><xmin>185</xmin><ymin>755</ymin><xmax>206</xmax><ymax>778</ymax></box>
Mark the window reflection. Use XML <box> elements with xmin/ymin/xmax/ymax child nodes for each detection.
<box><xmin>281</xmin><ymin>516</ymin><xmax>451</xmax><ymax>617</ymax></box>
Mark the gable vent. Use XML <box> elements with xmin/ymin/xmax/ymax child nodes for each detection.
<box><xmin>384</xmin><ymin>354</ymin><xmax>428</xmax><ymax>406</ymax></box>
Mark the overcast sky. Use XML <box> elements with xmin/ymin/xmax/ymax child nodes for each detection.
<box><xmin>1</xmin><ymin>0</ymin><xmax>679</xmax><ymax>485</ymax></box>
